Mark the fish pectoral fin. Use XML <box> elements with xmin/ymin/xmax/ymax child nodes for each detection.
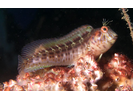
<box><xmin>24</xmin><ymin>65</ymin><xmax>53</xmax><ymax>72</ymax></box>
<box><xmin>97</xmin><ymin>54</ymin><xmax>103</xmax><ymax>62</ymax></box>
<box><xmin>67</xmin><ymin>64</ymin><xmax>74</xmax><ymax>68</ymax></box>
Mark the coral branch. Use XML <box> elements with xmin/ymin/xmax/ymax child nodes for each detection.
<box><xmin>120</xmin><ymin>8</ymin><xmax>133</xmax><ymax>42</ymax></box>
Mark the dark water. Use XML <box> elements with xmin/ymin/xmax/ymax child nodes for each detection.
<box><xmin>0</xmin><ymin>8</ymin><xmax>133</xmax><ymax>83</ymax></box>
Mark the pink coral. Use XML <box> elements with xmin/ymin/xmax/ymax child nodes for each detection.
<box><xmin>1</xmin><ymin>53</ymin><xmax>133</xmax><ymax>91</ymax></box>
<box><xmin>1</xmin><ymin>53</ymin><xmax>103</xmax><ymax>91</ymax></box>
<box><xmin>101</xmin><ymin>53</ymin><xmax>133</xmax><ymax>91</ymax></box>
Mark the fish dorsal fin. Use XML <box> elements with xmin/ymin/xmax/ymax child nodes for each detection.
<box><xmin>21</xmin><ymin>25</ymin><xmax>93</xmax><ymax>59</ymax></box>
<box><xmin>21</xmin><ymin>38</ymin><xmax>57</xmax><ymax>58</ymax></box>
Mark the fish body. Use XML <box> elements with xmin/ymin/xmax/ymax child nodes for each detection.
<box><xmin>18</xmin><ymin>25</ymin><xmax>117</xmax><ymax>73</ymax></box>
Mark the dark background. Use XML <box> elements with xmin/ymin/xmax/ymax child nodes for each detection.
<box><xmin>0</xmin><ymin>8</ymin><xmax>133</xmax><ymax>83</ymax></box>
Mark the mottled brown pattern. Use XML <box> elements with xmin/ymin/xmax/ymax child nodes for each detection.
<box><xmin>18</xmin><ymin>25</ymin><xmax>117</xmax><ymax>74</ymax></box>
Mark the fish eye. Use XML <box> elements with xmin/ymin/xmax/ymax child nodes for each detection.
<box><xmin>101</xmin><ymin>26</ymin><xmax>108</xmax><ymax>33</ymax></box>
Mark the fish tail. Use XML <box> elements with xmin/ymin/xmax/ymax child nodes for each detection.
<box><xmin>18</xmin><ymin>55</ymin><xmax>24</xmax><ymax>74</ymax></box>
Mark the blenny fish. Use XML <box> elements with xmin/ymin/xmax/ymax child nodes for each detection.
<box><xmin>18</xmin><ymin>25</ymin><xmax>117</xmax><ymax>74</ymax></box>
